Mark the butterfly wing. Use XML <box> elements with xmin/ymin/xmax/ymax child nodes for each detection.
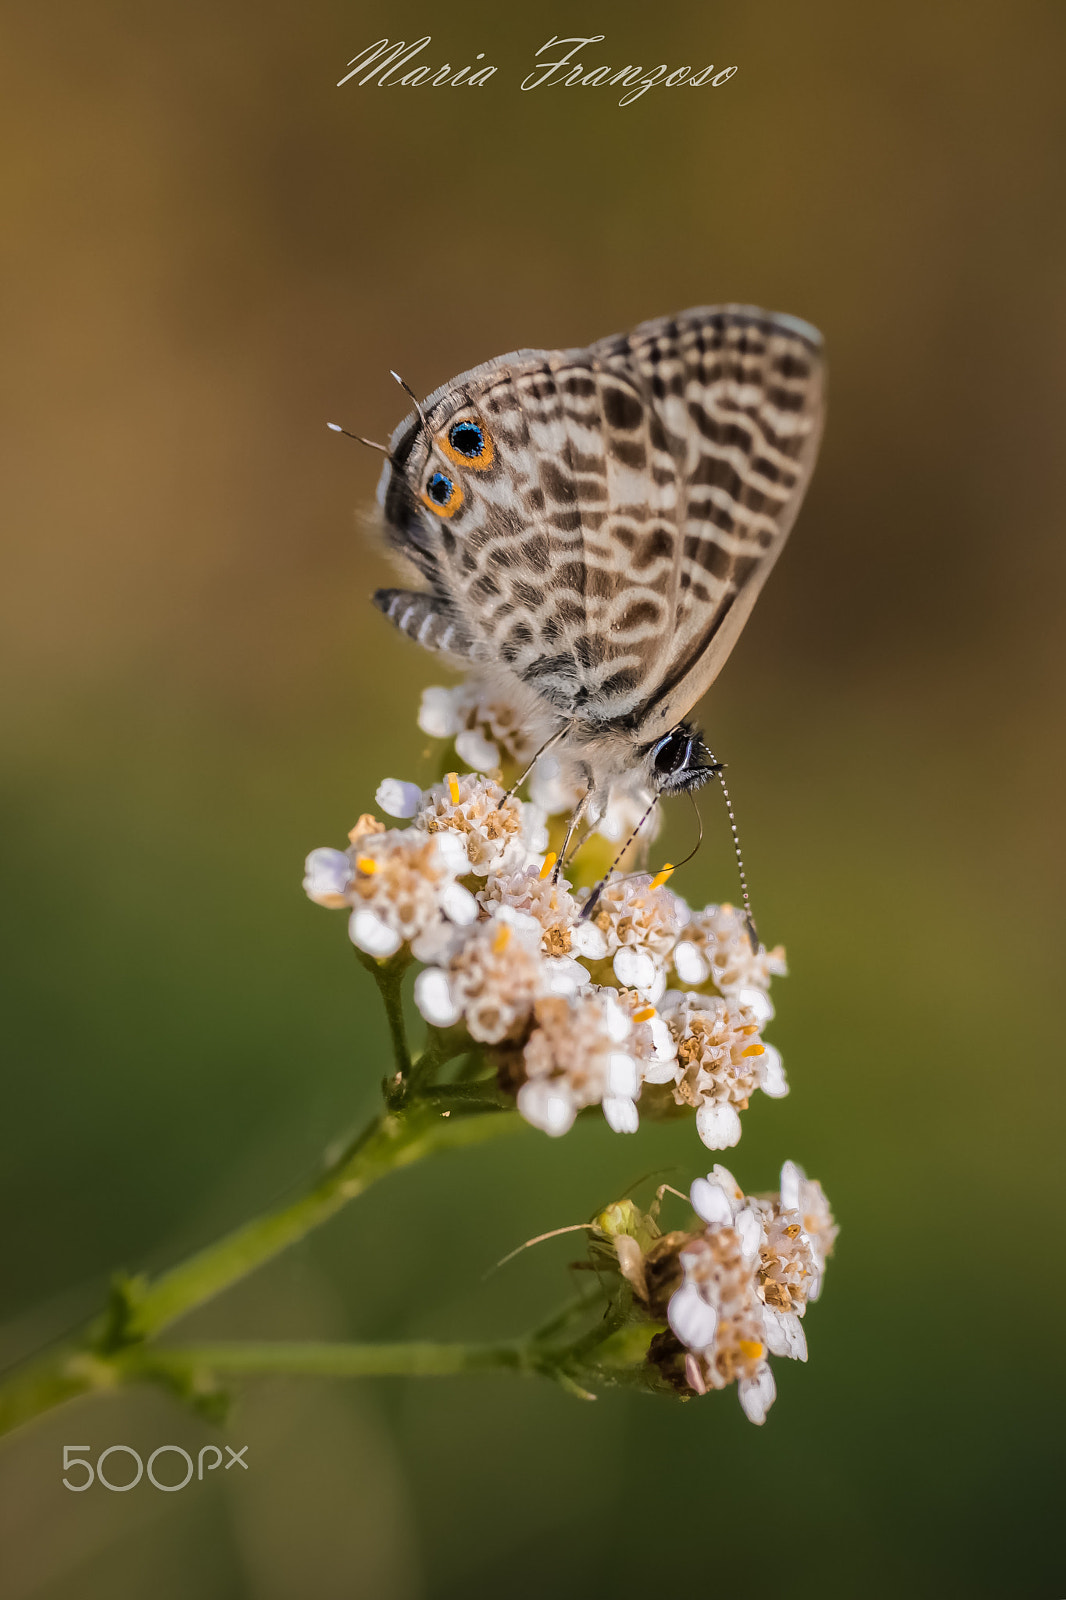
<box><xmin>373</xmin><ymin>306</ymin><xmax>824</xmax><ymax>737</ymax></box>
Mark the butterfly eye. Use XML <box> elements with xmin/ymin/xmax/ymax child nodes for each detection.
<box><xmin>652</xmin><ymin>729</ymin><xmax>691</xmax><ymax>776</ymax></box>
<box><xmin>421</xmin><ymin>470</ymin><xmax>463</xmax><ymax>517</ymax></box>
<box><xmin>441</xmin><ymin>417</ymin><xmax>495</xmax><ymax>470</ymax></box>
<box><xmin>649</xmin><ymin>725</ymin><xmax>715</xmax><ymax>795</ymax></box>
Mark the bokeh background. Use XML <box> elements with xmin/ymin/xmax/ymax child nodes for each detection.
<box><xmin>2</xmin><ymin>2</ymin><xmax>1064</xmax><ymax>1595</ymax></box>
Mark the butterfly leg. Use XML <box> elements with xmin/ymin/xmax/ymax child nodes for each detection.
<box><xmin>552</xmin><ymin>789</ymin><xmax>592</xmax><ymax>884</ymax></box>
<box><xmin>504</xmin><ymin>723</ymin><xmax>571</xmax><ymax>804</ymax></box>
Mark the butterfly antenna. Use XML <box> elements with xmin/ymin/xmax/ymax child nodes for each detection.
<box><xmin>390</xmin><ymin>370</ymin><xmax>433</xmax><ymax>440</ymax></box>
<box><xmin>578</xmin><ymin>794</ymin><xmax>659</xmax><ymax>921</ymax></box>
<box><xmin>706</xmin><ymin>752</ymin><xmax>759</xmax><ymax>952</ymax></box>
<box><xmin>326</xmin><ymin>422</ymin><xmax>399</xmax><ymax>466</ymax></box>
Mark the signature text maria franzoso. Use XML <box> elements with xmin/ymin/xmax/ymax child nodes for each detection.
<box><xmin>337</xmin><ymin>36</ymin><xmax>738</xmax><ymax>108</ymax></box>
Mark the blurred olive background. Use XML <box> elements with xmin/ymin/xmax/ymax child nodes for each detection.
<box><xmin>2</xmin><ymin>1</ymin><xmax>1064</xmax><ymax>1596</ymax></box>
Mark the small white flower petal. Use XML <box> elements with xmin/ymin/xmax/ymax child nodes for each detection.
<box><xmin>494</xmin><ymin>904</ymin><xmax>542</xmax><ymax>937</ymax></box>
<box><xmin>738</xmin><ymin>1364</ymin><xmax>776</xmax><ymax>1425</ymax></box>
<box><xmin>612</xmin><ymin>945</ymin><xmax>656</xmax><ymax>991</ymax></box>
<box><xmin>758</xmin><ymin>1042</ymin><xmax>789</xmax><ymax>1098</ymax></box>
<box><xmin>641</xmin><ymin>1058</ymin><xmax>679</xmax><ymax>1085</ymax></box>
<box><xmin>602</xmin><ymin>1094</ymin><xmax>639</xmax><ymax>1134</ymax></box>
<box><xmin>695</xmin><ymin>1101</ymin><xmax>743</xmax><ymax>1150</ymax></box>
<box><xmin>736</xmin><ymin>1205</ymin><xmax>763</xmax><ymax>1262</ymax></box>
<box><xmin>595</xmin><ymin>790</ymin><xmax>658</xmax><ymax>845</ymax></box>
<box><xmin>645</xmin><ymin>965</ymin><xmax>667</xmax><ymax>1004</ymax></box>
<box><xmin>779</xmin><ymin>1159</ymin><xmax>803</xmax><ymax>1213</ymax></box>
<box><xmin>454</xmin><ymin>727</ymin><xmax>500</xmax><ymax>772</ymax></box>
<box><xmin>570</xmin><ymin>920</ymin><xmax>607</xmax><ymax>961</ymax></box>
<box><xmin>439</xmin><ymin>882</ymin><xmax>478</xmax><ymax>926</ymax></box>
<box><xmin>684</xmin><ymin>1353</ymin><xmax>708</xmax><ymax>1395</ymax></box>
<box><xmin>528</xmin><ymin>765</ymin><xmax>581</xmax><ymax>815</ymax></box>
<box><xmin>648</xmin><ymin>1016</ymin><xmax>677</xmax><ymax>1062</ymax></box>
<box><xmin>413</xmin><ymin>966</ymin><xmax>461</xmax><ymax>1027</ymax></box>
<box><xmin>516</xmin><ymin>1079</ymin><xmax>576</xmax><ymax>1137</ymax></box>
<box><xmin>544</xmin><ymin>956</ymin><xmax>591</xmax><ymax>995</ymax></box>
<box><xmin>690</xmin><ymin>1175</ymin><xmax>734</xmax><ymax>1227</ymax></box>
<box><xmin>673</xmin><ymin>939</ymin><xmax>710</xmax><ymax>986</ymax></box>
<box><xmin>606</xmin><ymin>1051</ymin><xmax>639</xmax><ymax>1098</ymax></box>
<box><xmin>736</xmin><ymin>984</ymin><xmax>775</xmax><ymax>1025</ymax></box>
<box><xmin>602</xmin><ymin>994</ymin><xmax>632</xmax><ymax>1044</ymax></box>
<box><xmin>432</xmin><ymin>831</ymin><xmax>470</xmax><ymax>876</ymax></box>
<box><xmin>762</xmin><ymin>1308</ymin><xmax>808</xmax><ymax>1362</ymax></box>
<box><xmin>417</xmin><ymin>685</ymin><xmax>461</xmax><ymax>739</ymax></box>
<box><xmin>668</xmin><ymin>1283</ymin><xmax>719</xmax><ymax>1353</ymax></box>
<box><xmin>349</xmin><ymin>907</ymin><xmax>402</xmax><ymax>959</ymax></box>
<box><xmin>594</xmin><ymin>798</ymin><xmax>628</xmax><ymax>844</ymax></box>
<box><xmin>374</xmin><ymin>778</ymin><xmax>423</xmax><ymax>819</ymax></box>
<box><xmin>409</xmin><ymin>921</ymin><xmax>463</xmax><ymax>965</ymax></box>
<box><xmin>518</xmin><ymin>803</ymin><xmax>550</xmax><ymax>854</ymax></box>
<box><xmin>303</xmin><ymin>847</ymin><xmax>352</xmax><ymax>906</ymax></box>
<box><xmin>710</xmin><ymin>1162</ymin><xmax>743</xmax><ymax>1198</ymax></box>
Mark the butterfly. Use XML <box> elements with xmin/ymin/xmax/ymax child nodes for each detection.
<box><xmin>369</xmin><ymin>305</ymin><xmax>824</xmax><ymax>815</ymax></box>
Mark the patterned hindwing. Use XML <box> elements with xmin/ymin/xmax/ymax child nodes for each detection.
<box><xmin>596</xmin><ymin>306</ymin><xmax>825</xmax><ymax>735</ymax></box>
<box><xmin>372</xmin><ymin>306</ymin><xmax>824</xmax><ymax>734</ymax></box>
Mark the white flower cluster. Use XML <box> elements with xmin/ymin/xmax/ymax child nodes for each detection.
<box><xmin>646</xmin><ymin>990</ymin><xmax>788</xmax><ymax>1150</ymax></box>
<box><xmin>303</xmin><ymin>713</ymin><xmax>788</xmax><ymax>1153</ymax></box>
<box><xmin>666</xmin><ymin>1161</ymin><xmax>838</xmax><ymax>1424</ymax></box>
<box><xmin>417</xmin><ymin>678</ymin><xmax>663</xmax><ymax>847</ymax></box>
<box><xmin>417</xmin><ymin>681</ymin><xmax>541</xmax><ymax>774</ymax></box>
<box><xmin>303</xmin><ymin>812</ymin><xmax>478</xmax><ymax>961</ymax></box>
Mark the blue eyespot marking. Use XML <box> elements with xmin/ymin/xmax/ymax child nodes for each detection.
<box><xmin>422</xmin><ymin>467</ymin><xmax>462</xmax><ymax>517</ymax></box>
<box><xmin>441</xmin><ymin>415</ymin><xmax>494</xmax><ymax>470</ymax></box>
<box><xmin>449</xmin><ymin>421</ymin><xmax>484</xmax><ymax>458</ymax></box>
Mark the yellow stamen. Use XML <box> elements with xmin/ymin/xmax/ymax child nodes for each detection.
<box><xmin>446</xmin><ymin>772</ymin><xmax>461</xmax><ymax>805</ymax></box>
<box><xmin>741</xmin><ymin>1043</ymin><xmax>765</xmax><ymax>1057</ymax></box>
<box><xmin>539</xmin><ymin>851</ymin><xmax>558</xmax><ymax>881</ymax></box>
<box><xmin>648</xmin><ymin>863</ymin><xmax>674</xmax><ymax>890</ymax></box>
<box><xmin>492</xmin><ymin>924</ymin><xmax>512</xmax><ymax>955</ymax></box>
<box><xmin>355</xmin><ymin>855</ymin><xmax>378</xmax><ymax>875</ymax></box>
<box><xmin>738</xmin><ymin>1339</ymin><xmax>764</xmax><ymax>1360</ymax></box>
<box><xmin>632</xmin><ymin>1005</ymin><xmax>656</xmax><ymax>1023</ymax></box>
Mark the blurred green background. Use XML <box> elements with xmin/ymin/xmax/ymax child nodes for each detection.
<box><xmin>2</xmin><ymin>1</ymin><xmax>1064</xmax><ymax>1595</ymax></box>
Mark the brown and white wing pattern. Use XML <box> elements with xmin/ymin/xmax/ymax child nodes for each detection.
<box><xmin>373</xmin><ymin>306</ymin><xmax>824</xmax><ymax>738</ymax></box>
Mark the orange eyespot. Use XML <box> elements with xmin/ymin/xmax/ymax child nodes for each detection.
<box><xmin>439</xmin><ymin>416</ymin><xmax>495</xmax><ymax>470</ymax></box>
<box><xmin>421</xmin><ymin>469</ymin><xmax>463</xmax><ymax>518</ymax></box>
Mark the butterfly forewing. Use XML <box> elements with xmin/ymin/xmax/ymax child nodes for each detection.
<box><xmin>374</xmin><ymin>306</ymin><xmax>823</xmax><ymax>740</ymax></box>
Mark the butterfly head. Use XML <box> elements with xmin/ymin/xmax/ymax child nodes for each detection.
<box><xmin>645</xmin><ymin>721</ymin><xmax>721</xmax><ymax>796</ymax></box>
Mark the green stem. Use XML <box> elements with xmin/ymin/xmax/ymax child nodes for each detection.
<box><xmin>128</xmin><ymin>1097</ymin><xmax>516</xmax><ymax>1341</ymax></box>
<box><xmin>354</xmin><ymin>949</ymin><xmax>412</xmax><ymax>1085</ymax></box>
<box><xmin>0</xmin><ymin>1088</ymin><xmax>523</xmax><ymax>1439</ymax></box>
<box><xmin>135</xmin><ymin>1339</ymin><xmax>531</xmax><ymax>1381</ymax></box>
<box><xmin>424</xmin><ymin>1080</ymin><xmax>514</xmax><ymax>1112</ymax></box>
<box><xmin>404</xmin><ymin>1024</ymin><xmax>465</xmax><ymax>1097</ymax></box>
<box><xmin>0</xmin><ymin>1351</ymin><xmax>116</xmax><ymax>1440</ymax></box>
